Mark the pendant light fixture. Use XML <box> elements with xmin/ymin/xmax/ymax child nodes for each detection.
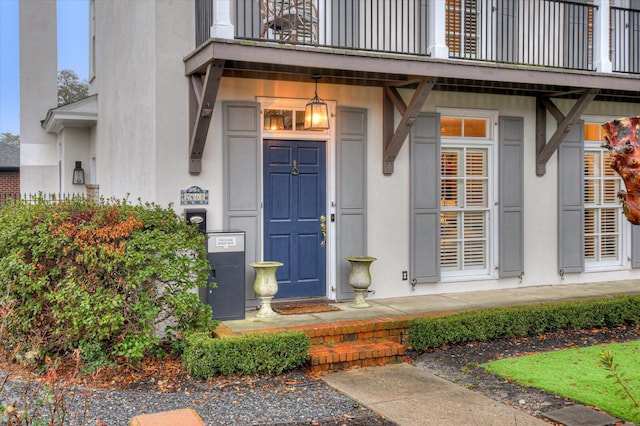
<box><xmin>303</xmin><ymin>75</ymin><xmax>329</xmax><ymax>130</ymax></box>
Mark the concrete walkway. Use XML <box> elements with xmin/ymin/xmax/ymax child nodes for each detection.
<box><xmin>322</xmin><ymin>363</ymin><xmax>547</xmax><ymax>426</ymax></box>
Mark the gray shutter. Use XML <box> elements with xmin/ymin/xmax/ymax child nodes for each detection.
<box><xmin>336</xmin><ymin>107</ymin><xmax>367</xmax><ymax>300</ymax></box>
<box><xmin>558</xmin><ymin>120</ymin><xmax>585</xmax><ymax>274</ymax></box>
<box><xmin>332</xmin><ymin>0</ymin><xmax>359</xmax><ymax>48</ymax></box>
<box><xmin>410</xmin><ymin>112</ymin><xmax>441</xmax><ymax>284</ymax></box>
<box><xmin>223</xmin><ymin>102</ymin><xmax>261</xmax><ymax>306</ymax></box>
<box><xmin>632</xmin><ymin>225</ymin><xmax>640</xmax><ymax>268</ymax></box>
<box><xmin>496</xmin><ymin>0</ymin><xmax>518</xmax><ymax>62</ymax></box>
<box><xmin>499</xmin><ymin>116</ymin><xmax>524</xmax><ymax>278</ymax></box>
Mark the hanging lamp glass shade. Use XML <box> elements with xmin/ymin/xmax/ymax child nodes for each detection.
<box><xmin>303</xmin><ymin>77</ymin><xmax>329</xmax><ymax>130</ymax></box>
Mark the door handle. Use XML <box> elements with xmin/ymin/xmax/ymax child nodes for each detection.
<box><xmin>320</xmin><ymin>215</ymin><xmax>326</xmax><ymax>248</ymax></box>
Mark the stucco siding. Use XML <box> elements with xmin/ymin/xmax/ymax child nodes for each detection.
<box><xmin>94</xmin><ymin>0</ymin><xmax>157</xmax><ymax>200</ymax></box>
<box><xmin>154</xmin><ymin>0</ymin><xmax>195</xmax><ymax>207</ymax></box>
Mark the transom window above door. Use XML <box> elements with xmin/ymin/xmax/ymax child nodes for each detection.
<box><xmin>263</xmin><ymin>109</ymin><xmax>305</xmax><ymax>131</ymax></box>
<box><xmin>259</xmin><ymin>97</ymin><xmax>333</xmax><ymax>137</ymax></box>
<box><xmin>263</xmin><ymin>107</ymin><xmax>328</xmax><ymax>133</ymax></box>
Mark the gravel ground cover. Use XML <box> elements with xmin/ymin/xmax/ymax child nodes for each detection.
<box><xmin>1</xmin><ymin>366</ymin><xmax>394</xmax><ymax>425</ymax></box>
<box><xmin>2</xmin><ymin>324</ymin><xmax>638</xmax><ymax>425</ymax></box>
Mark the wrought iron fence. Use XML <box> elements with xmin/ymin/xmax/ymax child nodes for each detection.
<box><xmin>197</xmin><ymin>0</ymin><xmax>599</xmax><ymax>71</ymax></box>
<box><xmin>0</xmin><ymin>192</ymin><xmax>86</xmax><ymax>206</ymax></box>
<box><xmin>610</xmin><ymin>6</ymin><xmax>640</xmax><ymax>74</ymax></box>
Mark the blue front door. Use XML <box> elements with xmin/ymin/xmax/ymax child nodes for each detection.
<box><xmin>264</xmin><ymin>140</ymin><xmax>326</xmax><ymax>298</ymax></box>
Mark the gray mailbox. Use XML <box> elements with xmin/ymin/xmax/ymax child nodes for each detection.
<box><xmin>205</xmin><ymin>231</ymin><xmax>246</xmax><ymax>320</ymax></box>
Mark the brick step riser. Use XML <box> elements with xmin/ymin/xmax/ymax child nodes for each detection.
<box><xmin>307</xmin><ymin>355</ymin><xmax>402</xmax><ymax>373</ymax></box>
<box><xmin>296</xmin><ymin>319</ymin><xmax>412</xmax><ymax>346</ymax></box>
<box><xmin>307</xmin><ymin>327</ymin><xmax>408</xmax><ymax>345</ymax></box>
<box><xmin>307</xmin><ymin>340</ymin><xmax>406</xmax><ymax>373</ymax></box>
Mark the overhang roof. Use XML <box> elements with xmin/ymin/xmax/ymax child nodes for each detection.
<box><xmin>42</xmin><ymin>94</ymin><xmax>98</xmax><ymax>134</ymax></box>
<box><xmin>185</xmin><ymin>39</ymin><xmax>640</xmax><ymax>102</ymax></box>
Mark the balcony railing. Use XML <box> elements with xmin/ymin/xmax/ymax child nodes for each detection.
<box><xmin>446</xmin><ymin>0</ymin><xmax>595</xmax><ymax>71</ymax></box>
<box><xmin>610</xmin><ymin>6</ymin><xmax>640</xmax><ymax>74</ymax></box>
<box><xmin>234</xmin><ymin>0</ymin><xmax>430</xmax><ymax>55</ymax></box>
<box><xmin>195</xmin><ymin>0</ymin><xmax>640</xmax><ymax>74</ymax></box>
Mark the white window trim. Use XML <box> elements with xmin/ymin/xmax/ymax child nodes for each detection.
<box><xmin>583</xmin><ymin>115</ymin><xmax>630</xmax><ymax>272</ymax></box>
<box><xmin>437</xmin><ymin>108</ymin><xmax>499</xmax><ymax>282</ymax></box>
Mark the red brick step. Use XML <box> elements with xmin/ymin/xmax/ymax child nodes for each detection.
<box><xmin>307</xmin><ymin>339</ymin><xmax>405</xmax><ymax>373</ymax></box>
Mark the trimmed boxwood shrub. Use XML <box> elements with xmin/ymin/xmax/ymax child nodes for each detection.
<box><xmin>182</xmin><ymin>331</ymin><xmax>310</xmax><ymax>377</ymax></box>
<box><xmin>409</xmin><ymin>295</ymin><xmax>640</xmax><ymax>352</ymax></box>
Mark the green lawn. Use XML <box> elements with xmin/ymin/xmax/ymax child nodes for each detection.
<box><xmin>482</xmin><ymin>340</ymin><xmax>640</xmax><ymax>422</ymax></box>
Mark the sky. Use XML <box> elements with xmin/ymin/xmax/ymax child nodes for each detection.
<box><xmin>0</xmin><ymin>0</ymin><xmax>89</xmax><ymax>136</ymax></box>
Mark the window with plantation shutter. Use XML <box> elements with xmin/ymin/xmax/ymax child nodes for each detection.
<box><xmin>440</xmin><ymin>146</ymin><xmax>489</xmax><ymax>273</ymax></box>
<box><xmin>583</xmin><ymin>122</ymin><xmax>624</xmax><ymax>268</ymax></box>
<box><xmin>446</xmin><ymin>0</ymin><xmax>478</xmax><ymax>58</ymax></box>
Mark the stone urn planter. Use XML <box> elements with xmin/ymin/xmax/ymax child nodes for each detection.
<box><xmin>345</xmin><ymin>256</ymin><xmax>377</xmax><ymax>308</ymax></box>
<box><xmin>250</xmin><ymin>261</ymin><xmax>283</xmax><ymax>318</ymax></box>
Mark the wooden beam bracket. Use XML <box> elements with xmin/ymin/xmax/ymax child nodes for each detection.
<box><xmin>382</xmin><ymin>77</ymin><xmax>436</xmax><ymax>175</ymax></box>
<box><xmin>535</xmin><ymin>88</ymin><xmax>599</xmax><ymax>176</ymax></box>
<box><xmin>188</xmin><ymin>59</ymin><xmax>225</xmax><ymax>174</ymax></box>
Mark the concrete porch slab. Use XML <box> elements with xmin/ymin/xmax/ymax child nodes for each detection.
<box><xmin>222</xmin><ymin>280</ymin><xmax>640</xmax><ymax>334</ymax></box>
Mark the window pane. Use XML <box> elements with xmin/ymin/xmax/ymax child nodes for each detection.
<box><xmin>603</xmin><ymin>179</ymin><xmax>619</xmax><ymax>203</ymax></box>
<box><xmin>441</xmin><ymin>241</ymin><xmax>460</xmax><ymax>269</ymax></box>
<box><xmin>295</xmin><ymin>111</ymin><xmax>305</xmax><ymax>130</ymax></box>
<box><xmin>464</xmin><ymin>211</ymin><xmax>485</xmax><ymax>239</ymax></box>
<box><xmin>442</xmin><ymin>150</ymin><xmax>461</xmax><ymax>206</ymax></box>
<box><xmin>584</xmin><ymin>209</ymin><xmax>596</xmax><ymax>234</ymax></box>
<box><xmin>463</xmin><ymin>240</ymin><xmax>485</xmax><ymax>267</ymax></box>
<box><xmin>601</xmin><ymin>209</ymin><xmax>618</xmax><ymax>233</ymax></box>
<box><xmin>463</xmin><ymin>118</ymin><xmax>487</xmax><ymax>138</ymax></box>
<box><xmin>584</xmin><ymin>123</ymin><xmax>602</xmax><ymax>141</ymax></box>
<box><xmin>466</xmin><ymin>179</ymin><xmax>486</xmax><ymax>206</ymax></box>
<box><xmin>441</xmin><ymin>211</ymin><xmax>459</xmax><ymax>238</ymax></box>
<box><xmin>466</xmin><ymin>150</ymin><xmax>486</xmax><ymax>176</ymax></box>
<box><xmin>441</xmin><ymin>118</ymin><xmax>462</xmax><ymax>137</ymax></box>
<box><xmin>601</xmin><ymin>235</ymin><xmax>618</xmax><ymax>258</ymax></box>
<box><xmin>585</xmin><ymin>235</ymin><xmax>596</xmax><ymax>260</ymax></box>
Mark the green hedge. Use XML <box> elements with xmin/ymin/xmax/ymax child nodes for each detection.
<box><xmin>409</xmin><ymin>295</ymin><xmax>640</xmax><ymax>352</ymax></box>
<box><xmin>182</xmin><ymin>330</ymin><xmax>311</xmax><ymax>377</ymax></box>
